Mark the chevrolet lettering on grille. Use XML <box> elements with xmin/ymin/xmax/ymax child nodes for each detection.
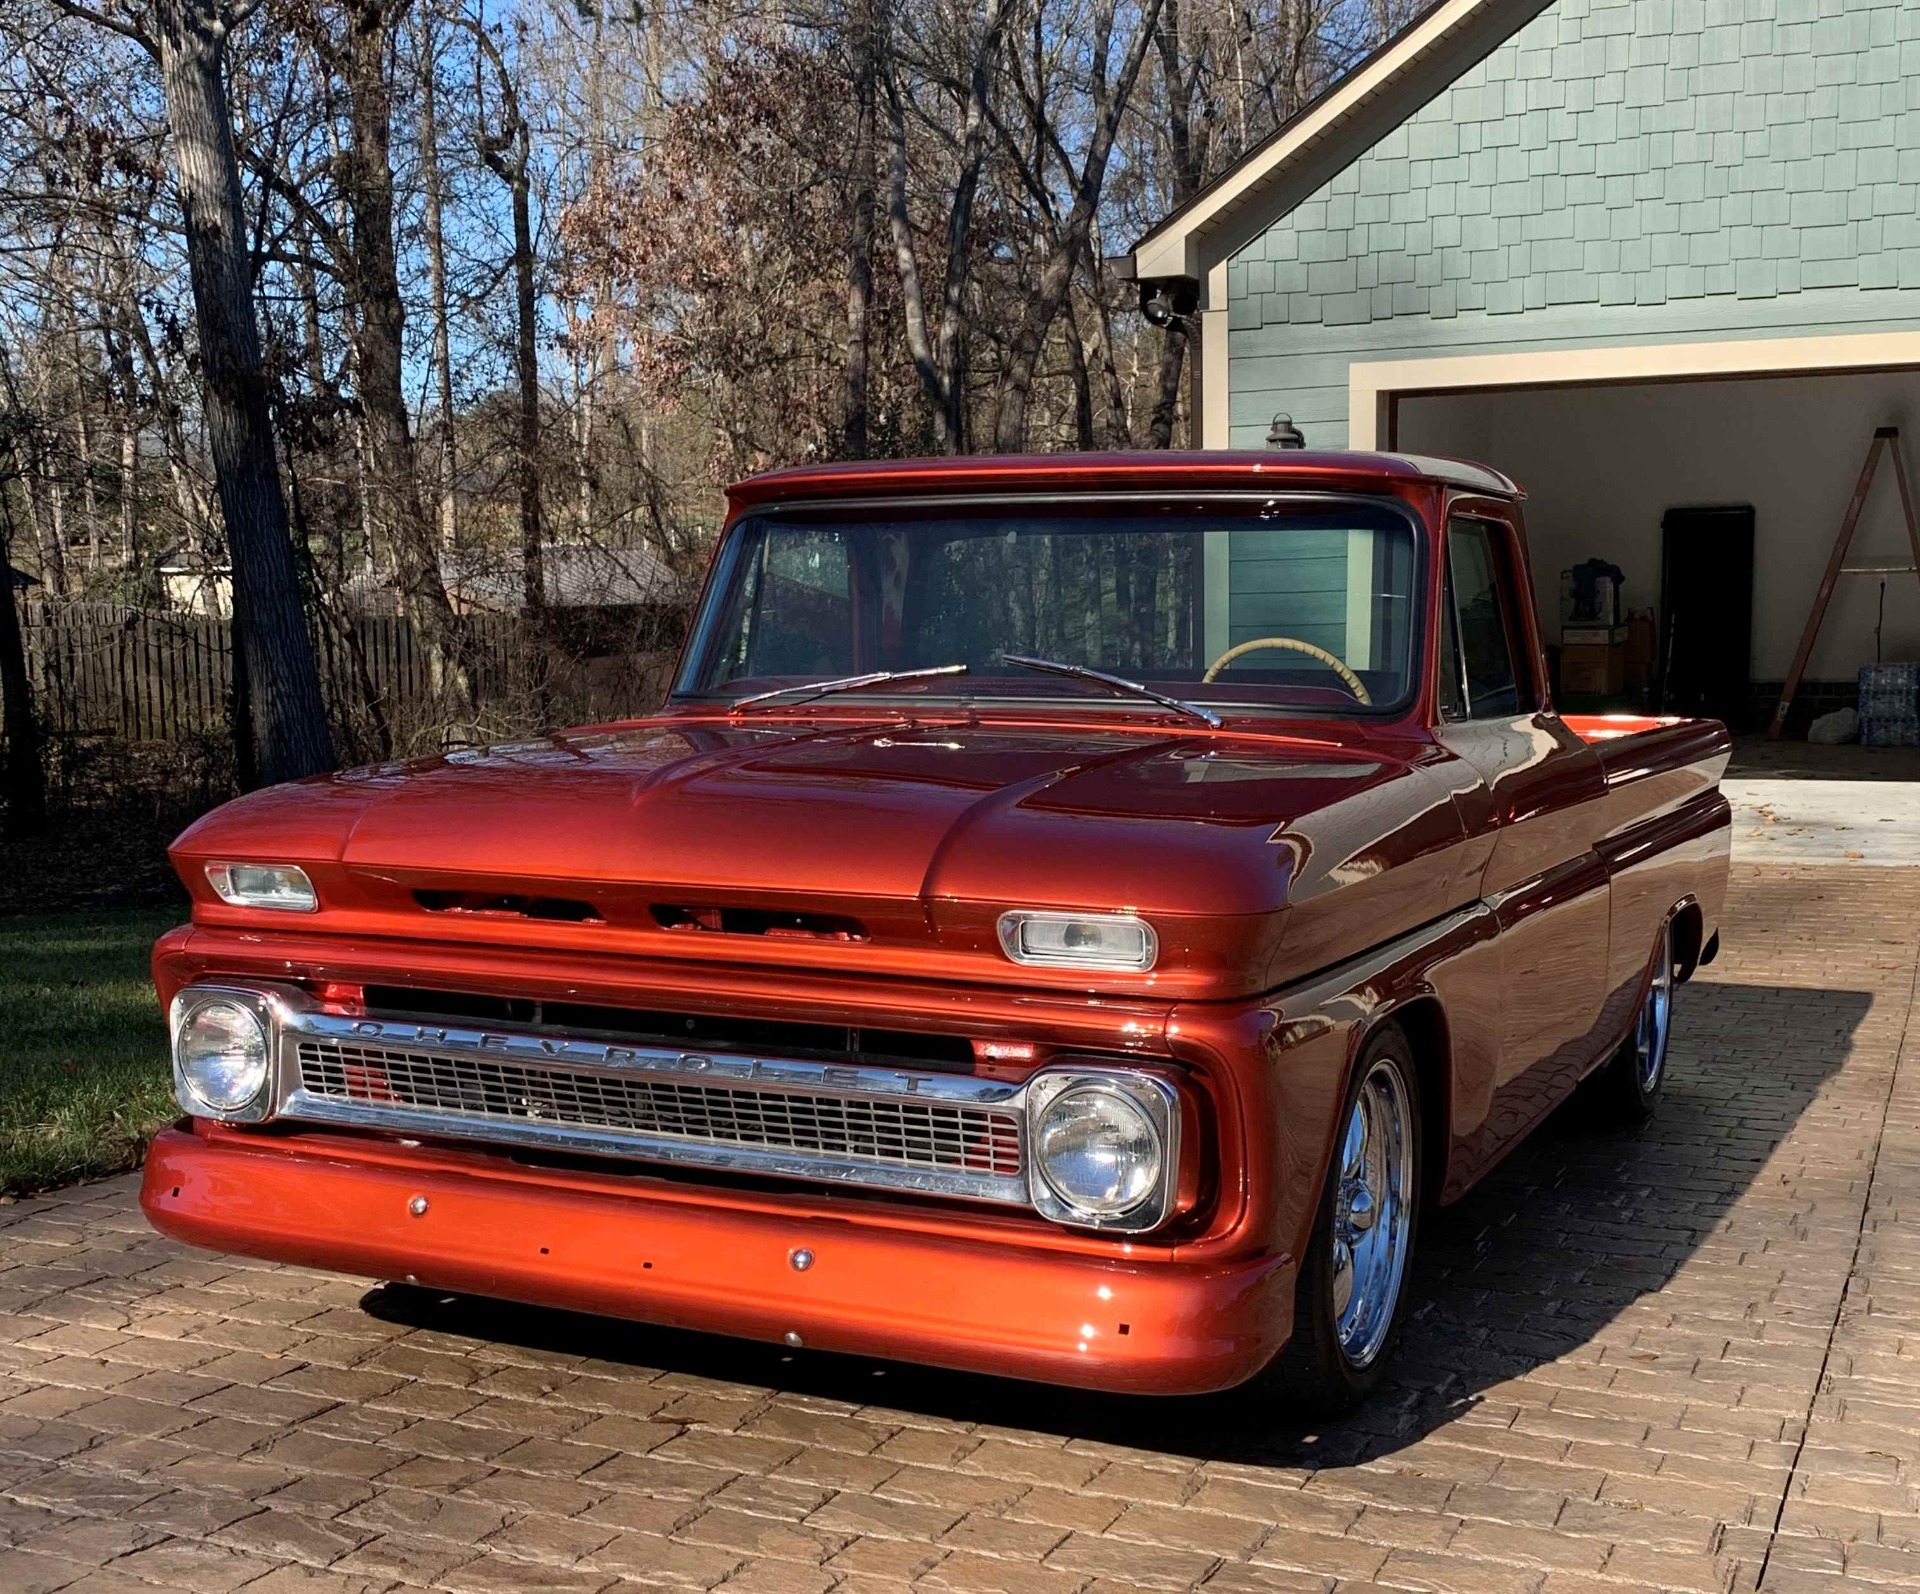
<box><xmin>341</xmin><ymin>1020</ymin><xmax>947</xmax><ymax>1094</ymax></box>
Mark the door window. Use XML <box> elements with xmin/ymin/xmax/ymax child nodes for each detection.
<box><xmin>1443</xmin><ymin>521</ymin><xmax>1523</xmax><ymax>719</ymax></box>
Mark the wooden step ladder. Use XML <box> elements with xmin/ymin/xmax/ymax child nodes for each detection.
<box><xmin>1765</xmin><ymin>426</ymin><xmax>1920</xmax><ymax>740</ymax></box>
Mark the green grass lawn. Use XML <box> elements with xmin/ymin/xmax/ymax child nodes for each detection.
<box><xmin>0</xmin><ymin>910</ymin><xmax>182</xmax><ymax>1194</ymax></box>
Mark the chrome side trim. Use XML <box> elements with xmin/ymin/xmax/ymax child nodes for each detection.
<box><xmin>1268</xmin><ymin>902</ymin><xmax>1494</xmax><ymax>1016</ymax></box>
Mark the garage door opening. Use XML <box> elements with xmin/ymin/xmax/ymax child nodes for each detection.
<box><xmin>1393</xmin><ymin>364</ymin><xmax>1920</xmax><ymax>864</ymax></box>
<box><xmin>1394</xmin><ymin>366</ymin><xmax>1920</xmax><ymax>732</ymax></box>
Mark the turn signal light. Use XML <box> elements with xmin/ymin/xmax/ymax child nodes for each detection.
<box><xmin>997</xmin><ymin>911</ymin><xmax>1157</xmax><ymax>972</ymax></box>
<box><xmin>205</xmin><ymin>862</ymin><xmax>318</xmax><ymax>912</ymax></box>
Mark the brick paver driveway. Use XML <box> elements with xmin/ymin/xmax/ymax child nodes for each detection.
<box><xmin>5</xmin><ymin>863</ymin><xmax>1920</xmax><ymax>1594</ymax></box>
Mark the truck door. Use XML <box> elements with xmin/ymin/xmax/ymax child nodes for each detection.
<box><xmin>1435</xmin><ymin>514</ymin><xmax>1612</xmax><ymax>1168</ymax></box>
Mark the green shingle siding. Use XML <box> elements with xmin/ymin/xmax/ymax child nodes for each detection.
<box><xmin>1226</xmin><ymin>0</ymin><xmax>1920</xmax><ymax>445</ymax></box>
<box><xmin>1227</xmin><ymin>534</ymin><xmax>1350</xmax><ymax>656</ymax></box>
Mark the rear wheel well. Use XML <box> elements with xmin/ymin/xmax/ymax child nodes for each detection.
<box><xmin>1382</xmin><ymin>997</ymin><xmax>1450</xmax><ymax>1212</ymax></box>
<box><xmin>1671</xmin><ymin>900</ymin><xmax>1705</xmax><ymax>981</ymax></box>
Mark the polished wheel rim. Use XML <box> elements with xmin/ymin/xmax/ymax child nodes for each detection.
<box><xmin>1635</xmin><ymin>924</ymin><xmax>1675</xmax><ymax>1092</ymax></box>
<box><xmin>1331</xmin><ymin>1059</ymin><xmax>1414</xmax><ymax>1368</ymax></box>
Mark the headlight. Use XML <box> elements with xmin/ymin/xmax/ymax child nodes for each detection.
<box><xmin>205</xmin><ymin>862</ymin><xmax>318</xmax><ymax>912</ymax></box>
<box><xmin>172</xmin><ymin>991</ymin><xmax>272</xmax><ymax>1117</ymax></box>
<box><xmin>1025</xmin><ymin>1071</ymin><xmax>1177</xmax><ymax>1230</ymax></box>
<box><xmin>998</xmin><ymin>911</ymin><xmax>1156</xmax><ymax>972</ymax></box>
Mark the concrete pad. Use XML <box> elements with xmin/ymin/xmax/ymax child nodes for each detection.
<box><xmin>1725</xmin><ymin>778</ymin><xmax>1920</xmax><ymax>866</ymax></box>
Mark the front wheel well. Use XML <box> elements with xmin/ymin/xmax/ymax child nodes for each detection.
<box><xmin>1380</xmin><ymin>996</ymin><xmax>1450</xmax><ymax>1213</ymax></box>
<box><xmin>1671</xmin><ymin>900</ymin><xmax>1705</xmax><ymax>981</ymax></box>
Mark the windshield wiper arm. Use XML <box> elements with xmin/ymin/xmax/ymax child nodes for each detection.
<box><xmin>727</xmin><ymin>663</ymin><xmax>968</xmax><ymax>711</ymax></box>
<box><xmin>1000</xmin><ymin>654</ymin><xmax>1222</xmax><ymax>728</ymax></box>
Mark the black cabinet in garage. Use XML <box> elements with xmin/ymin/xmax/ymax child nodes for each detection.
<box><xmin>1660</xmin><ymin>504</ymin><xmax>1755</xmax><ymax>731</ymax></box>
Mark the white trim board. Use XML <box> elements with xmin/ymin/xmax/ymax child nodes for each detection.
<box><xmin>1348</xmin><ymin>333</ymin><xmax>1920</xmax><ymax>450</ymax></box>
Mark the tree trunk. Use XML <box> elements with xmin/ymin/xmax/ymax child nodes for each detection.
<box><xmin>414</xmin><ymin>7</ymin><xmax>457</xmax><ymax>548</ymax></box>
<box><xmin>472</xmin><ymin>18</ymin><xmax>544</xmax><ymax>616</ymax></box>
<box><xmin>36</xmin><ymin>456</ymin><xmax>70</xmax><ymax>596</ymax></box>
<box><xmin>1145</xmin><ymin>0</ymin><xmax>1200</xmax><ymax>450</ymax></box>
<box><xmin>1084</xmin><ymin>255</ymin><xmax>1134</xmax><ymax>447</ymax></box>
<box><xmin>152</xmin><ymin>0</ymin><xmax>334</xmax><ymax>783</ymax></box>
<box><xmin>29</xmin><ymin>346</ymin><xmax>71</xmax><ymax>595</ymax></box>
<box><xmin>1064</xmin><ymin>299</ymin><xmax>1096</xmax><ymax>451</ymax></box>
<box><xmin>123</xmin><ymin>288</ymin><xmax>213</xmax><ymax>545</ymax></box>
<box><xmin>0</xmin><ymin>497</ymin><xmax>47</xmax><ymax>838</ymax></box>
<box><xmin>338</xmin><ymin>0</ymin><xmax>471</xmax><ymax>721</ymax></box>
<box><xmin>106</xmin><ymin>300</ymin><xmax>140</xmax><ymax>560</ymax></box>
<box><xmin>1146</xmin><ymin>318</ymin><xmax>1188</xmax><ymax>449</ymax></box>
<box><xmin>509</xmin><ymin>155</ymin><xmax>543</xmax><ymax>615</ymax></box>
<box><xmin>71</xmin><ymin>327</ymin><xmax>102</xmax><ymax>569</ymax></box>
<box><xmin>842</xmin><ymin>0</ymin><xmax>877</xmax><ymax>459</ymax></box>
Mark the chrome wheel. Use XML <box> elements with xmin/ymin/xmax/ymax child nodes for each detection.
<box><xmin>1330</xmin><ymin>1058</ymin><xmax>1415</xmax><ymax>1368</ymax></box>
<box><xmin>1635</xmin><ymin>923</ymin><xmax>1674</xmax><ymax>1092</ymax></box>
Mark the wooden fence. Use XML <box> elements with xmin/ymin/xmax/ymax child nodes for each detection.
<box><xmin>20</xmin><ymin>602</ymin><xmax>529</xmax><ymax>746</ymax></box>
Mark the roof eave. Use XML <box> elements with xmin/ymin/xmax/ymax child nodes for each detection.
<box><xmin>1131</xmin><ymin>0</ymin><xmax>1552</xmax><ymax>284</ymax></box>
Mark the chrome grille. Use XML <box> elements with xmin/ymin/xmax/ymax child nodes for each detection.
<box><xmin>294</xmin><ymin>1038</ymin><xmax>1023</xmax><ymax>1178</ymax></box>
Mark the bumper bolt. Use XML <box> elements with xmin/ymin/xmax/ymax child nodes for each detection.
<box><xmin>784</xmin><ymin>1331</ymin><xmax>804</xmax><ymax>1348</ymax></box>
<box><xmin>408</xmin><ymin>1196</ymin><xmax>429</xmax><ymax>1217</ymax></box>
<box><xmin>789</xmin><ymin>1248</ymin><xmax>814</xmax><ymax>1272</ymax></box>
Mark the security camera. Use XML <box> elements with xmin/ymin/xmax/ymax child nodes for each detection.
<box><xmin>1137</xmin><ymin>278</ymin><xmax>1198</xmax><ymax>326</ymax></box>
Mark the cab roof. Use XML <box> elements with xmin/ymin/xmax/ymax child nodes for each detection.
<box><xmin>727</xmin><ymin>450</ymin><xmax>1521</xmax><ymax>512</ymax></box>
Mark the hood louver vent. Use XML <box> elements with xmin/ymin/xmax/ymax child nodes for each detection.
<box><xmin>414</xmin><ymin>891</ymin><xmax>604</xmax><ymax>923</ymax></box>
<box><xmin>652</xmin><ymin>904</ymin><xmax>869</xmax><ymax>942</ymax></box>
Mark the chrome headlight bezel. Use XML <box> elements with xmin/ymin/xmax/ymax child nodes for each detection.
<box><xmin>1024</xmin><ymin>1067</ymin><xmax>1179</xmax><ymax>1232</ymax></box>
<box><xmin>169</xmin><ymin>985</ymin><xmax>277</xmax><ymax>1122</ymax></box>
<box><xmin>204</xmin><ymin>862</ymin><xmax>318</xmax><ymax>913</ymax></box>
<box><xmin>996</xmin><ymin>911</ymin><xmax>1158</xmax><ymax>973</ymax></box>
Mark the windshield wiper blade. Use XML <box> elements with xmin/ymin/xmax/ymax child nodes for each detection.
<box><xmin>1000</xmin><ymin>654</ymin><xmax>1222</xmax><ymax>728</ymax></box>
<box><xmin>727</xmin><ymin>663</ymin><xmax>968</xmax><ymax>712</ymax></box>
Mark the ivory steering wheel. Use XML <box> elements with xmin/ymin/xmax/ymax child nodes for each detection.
<box><xmin>1203</xmin><ymin>636</ymin><xmax>1373</xmax><ymax>705</ymax></box>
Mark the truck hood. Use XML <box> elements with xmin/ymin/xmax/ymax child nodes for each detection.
<box><xmin>172</xmin><ymin>717</ymin><xmax>1473</xmax><ymax>995</ymax></box>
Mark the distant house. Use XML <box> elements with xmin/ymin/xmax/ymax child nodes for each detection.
<box><xmin>1129</xmin><ymin>0</ymin><xmax>1920</xmax><ymax>725</ymax></box>
<box><xmin>156</xmin><ymin>549</ymin><xmax>231</xmax><ymax>618</ymax></box>
<box><xmin>440</xmin><ymin>541</ymin><xmax>682</xmax><ymax>615</ymax></box>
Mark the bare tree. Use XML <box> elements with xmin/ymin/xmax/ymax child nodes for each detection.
<box><xmin>991</xmin><ymin>0</ymin><xmax>1166</xmax><ymax>452</ymax></box>
<box><xmin>884</xmin><ymin>0</ymin><xmax>1013</xmax><ymax>452</ymax></box>
<box><xmin>415</xmin><ymin>5</ymin><xmax>459</xmax><ymax>545</ymax></box>
<box><xmin>467</xmin><ymin>8</ymin><xmax>544</xmax><ymax>615</ymax></box>
<box><xmin>47</xmin><ymin>0</ymin><xmax>334</xmax><ymax>783</ymax></box>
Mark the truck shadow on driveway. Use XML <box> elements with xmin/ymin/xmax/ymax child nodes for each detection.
<box><xmin>361</xmin><ymin>977</ymin><xmax>1867</xmax><ymax>1468</ymax></box>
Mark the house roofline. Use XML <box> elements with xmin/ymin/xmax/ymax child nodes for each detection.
<box><xmin>1129</xmin><ymin>0</ymin><xmax>1552</xmax><ymax>287</ymax></box>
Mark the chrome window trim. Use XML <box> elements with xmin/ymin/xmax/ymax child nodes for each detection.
<box><xmin>177</xmin><ymin>983</ymin><xmax>1182</xmax><ymax>1229</ymax></box>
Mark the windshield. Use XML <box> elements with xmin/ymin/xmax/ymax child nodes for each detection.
<box><xmin>674</xmin><ymin>500</ymin><xmax>1421</xmax><ymax>715</ymax></box>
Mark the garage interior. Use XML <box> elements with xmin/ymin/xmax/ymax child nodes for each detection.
<box><xmin>1394</xmin><ymin>366</ymin><xmax>1920</xmax><ymax>741</ymax></box>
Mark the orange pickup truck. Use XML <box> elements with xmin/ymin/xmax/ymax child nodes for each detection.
<box><xmin>143</xmin><ymin>450</ymin><xmax>1730</xmax><ymax>1411</ymax></box>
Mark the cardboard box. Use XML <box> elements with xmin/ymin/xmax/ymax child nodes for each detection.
<box><xmin>1562</xmin><ymin>624</ymin><xmax>1628</xmax><ymax>647</ymax></box>
<box><xmin>1560</xmin><ymin>641</ymin><xmax>1625</xmax><ymax>697</ymax></box>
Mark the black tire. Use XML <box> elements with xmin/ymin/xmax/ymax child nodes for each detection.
<box><xmin>1593</xmin><ymin>918</ymin><xmax>1675</xmax><ymax>1126</ymax></box>
<box><xmin>1253</xmin><ymin>1022</ymin><xmax>1423</xmax><ymax>1416</ymax></box>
